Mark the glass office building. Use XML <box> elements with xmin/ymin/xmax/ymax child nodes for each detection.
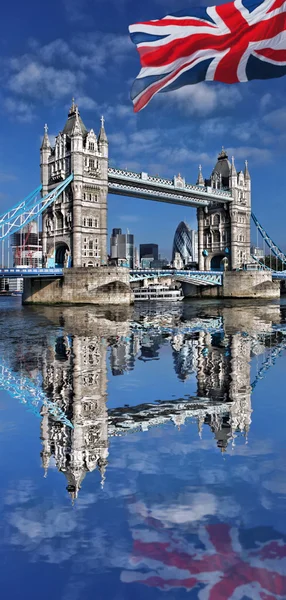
<box><xmin>172</xmin><ymin>222</ymin><xmax>198</xmax><ymax>265</ymax></box>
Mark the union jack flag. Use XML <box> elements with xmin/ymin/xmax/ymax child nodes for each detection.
<box><xmin>129</xmin><ymin>0</ymin><xmax>286</xmax><ymax>112</ymax></box>
<box><xmin>121</xmin><ymin>502</ymin><xmax>286</xmax><ymax>598</ymax></box>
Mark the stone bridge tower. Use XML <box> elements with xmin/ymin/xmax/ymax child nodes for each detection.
<box><xmin>40</xmin><ymin>100</ymin><xmax>108</xmax><ymax>268</ymax></box>
<box><xmin>197</xmin><ymin>149</ymin><xmax>251</xmax><ymax>271</ymax></box>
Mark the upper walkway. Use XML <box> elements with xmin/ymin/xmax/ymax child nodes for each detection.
<box><xmin>108</xmin><ymin>167</ymin><xmax>232</xmax><ymax>208</ymax></box>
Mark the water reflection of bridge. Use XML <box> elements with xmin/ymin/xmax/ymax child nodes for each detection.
<box><xmin>0</xmin><ymin>302</ymin><xmax>285</xmax><ymax>499</ymax></box>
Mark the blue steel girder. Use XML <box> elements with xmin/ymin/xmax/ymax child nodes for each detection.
<box><xmin>251</xmin><ymin>212</ymin><xmax>286</xmax><ymax>266</ymax></box>
<box><xmin>130</xmin><ymin>269</ymin><xmax>223</xmax><ymax>286</ymax></box>
<box><xmin>108</xmin><ymin>168</ymin><xmax>232</xmax><ymax>208</ymax></box>
<box><xmin>0</xmin><ymin>185</ymin><xmax>42</xmax><ymax>226</ymax></box>
<box><xmin>0</xmin><ymin>362</ymin><xmax>73</xmax><ymax>428</ymax></box>
<box><xmin>0</xmin><ymin>267</ymin><xmax>63</xmax><ymax>278</ymax></box>
<box><xmin>0</xmin><ymin>174</ymin><xmax>73</xmax><ymax>241</ymax></box>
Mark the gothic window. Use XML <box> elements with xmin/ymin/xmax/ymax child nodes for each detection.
<box><xmin>84</xmin><ymin>237</ymin><xmax>87</xmax><ymax>243</ymax></box>
<box><xmin>83</xmin><ymin>218</ymin><xmax>86</xmax><ymax>227</ymax></box>
<box><xmin>89</xmin><ymin>159</ymin><xmax>95</xmax><ymax>169</ymax></box>
<box><xmin>95</xmin><ymin>219</ymin><xmax>98</xmax><ymax>228</ymax></box>
<box><xmin>89</xmin><ymin>194</ymin><xmax>92</xmax><ymax>201</ymax></box>
<box><xmin>83</xmin><ymin>193</ymin><xmax>86</xmax><ymax>200</ymax></box>
<box><xmin>87</xmin><ymin>261</ymin><xmax>93</xmax><ymax>267</ymax></box>
<box><xmin>213</xmin><ymin>214</ymin><xmax>220</xmax><ymax>226</ymax></box>
<box><xmin>57</xmin><ymin>213</ymin><xmax>63</xmax><ymax>230</ymax></box>
<box><xmin>89</xmin><ymin>142</ymin><xmax>95</xmax><ymax>151</ymax></box>
<box><xmin>85</xmin><ymin>158</ymin><xmax>88</xmax><ymax>167</ymax></box>
<box><xmin>88</xmin><ymin>218</ymin><xmax>93</xmax><ymax>227</ymax></box>
<box><xmin>89</xmin><ymin>241</ymin><xmax>93</xmax><ymax>250</ymax></box>
<box><xmin>213</xmin><ymin>231</ymin><xmax>220</xmax><ymax>245</ymax></box>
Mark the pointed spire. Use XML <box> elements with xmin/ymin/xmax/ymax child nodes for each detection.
<box><xmin>197</xmin><ymin>164</ymin><xmax>204</xmax><ymax>186</ymax></box>
<box><xmin>230</xmin><ymin>155</ymin><xmax>237</xmax><ymax>176</ymax></box>
<box><xmin>69</xmin><ymin>97</ymin><xmax>76</xmax><ymax>115</ymax></box>
<box><xmin>98</xmin><ymin>115</ymin><xmax>108</xmax><ymax>144</ymax></box>
<box><xmin>71</xmin><ymin>106</ymin><xmax>82</xmax><ymax>136</ymax></box>
<box><xmin>244</xmin><ymin>159</ymin><xmax>250</xmax><ymax>180</ymax></box>
<box><xmin>41</xmin><ymin>123</ymin><xmax>51</xmax><ymax>150</ymax></box>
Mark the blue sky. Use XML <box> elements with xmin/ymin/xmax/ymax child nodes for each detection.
<box><xmin>0</xmin><ymin>0</ymin><xmax>286</xmax><ymax>258</ymax></box>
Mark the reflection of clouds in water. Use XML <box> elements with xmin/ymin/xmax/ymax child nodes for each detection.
<box><xmin>263</xmin><ymin>479</ymin><xmax>286</xmax><ymax>495</ymax></box>
<box><xmin>9</xmin><ymin>506</ymin><xmax>78</xmax><ymax>541</ymax></box>
<box><xmin>130</xmin><ymin>492</ymin><xmax>240</xmax><ymax>526</ymax></box>
<box><xmin>5</xmin><ymin>480</ymin><xmax>36</xmax><ymax>506</ymax></box>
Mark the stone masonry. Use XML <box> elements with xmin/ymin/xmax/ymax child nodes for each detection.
<box><xmin>197</xmin><ymin>149</ymin><xmax>251</xmax><ymax>271</ymax></box>
<box><xmin>41</xmin><ymin>101</ymin><xmax>108</xmax><ymax>269</ymax></box>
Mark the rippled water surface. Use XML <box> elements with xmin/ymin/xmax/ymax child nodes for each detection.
<box><xmin>0</xmin><ymin>296</ymin><xmax>286</xmax><ymax>599</ymax></box>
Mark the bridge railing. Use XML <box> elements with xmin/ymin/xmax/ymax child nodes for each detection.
<box><xmin>108</xmin><ymin>167</ymin><xmax>232</xmax><ymax>199</ymax></box>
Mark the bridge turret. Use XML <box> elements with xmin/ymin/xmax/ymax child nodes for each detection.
<box><xmin>230</xmin><ymin>156</ymin><xmax>237</xmax><ymax>189</ymax></box>
<box><xmin>196</xmin><ymin>164</ymin><xmax>204</xmax><ymax>186</ymax></box>
<box><xmin>40</xmin><ymin>124</ymin><xmax>51</xmax><ymax>195</ymax></box>
<box><xmin>98</xmin><ymin>115</ymin><xmax>108</xmax><ymax>159</ymax></box>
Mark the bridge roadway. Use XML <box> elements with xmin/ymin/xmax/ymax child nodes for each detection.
<box><xmin>108</xmin><ymin>167</ymin><xmax>232</xmax><ymax>207</ymax></box>
<box><xmin>1</xmin><ymin>267</ymin><xmax>286</xmax><ymax>284</ymax></box>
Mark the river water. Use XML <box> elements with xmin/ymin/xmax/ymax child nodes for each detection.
<box><xmin>0</xmin><ymin>296</ymin><xmax>285</xmax><ymax>599</ymax></box>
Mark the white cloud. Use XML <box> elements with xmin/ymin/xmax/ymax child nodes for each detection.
<box><xmin>4</xmin><ymin>97</ymin><xmax>34</xmax><ymax>122</ymax></box>
<box><xmin>263</xmin><ymin>107</ymin><xmax>286</xmax><ymax>130</ymax></box>
<box><xmin>260</xmin><ymin>92</ymin><xmax>272</xmax><ymax>111</ymax></box>
<box><xmin>75</xmin><ymin>95</ymin><xmax>98</xmax><ymax>110</ymax></box>
<box><xmin>8</xmin><ymin>61</ymin><xmax>82</xmax><ymax>99</ymax></box>
<box><xmin>227</xmin><ymin>145</ymin><xmax>272</xmax><ymax>164</ymax></box>
<box><xmin>0</xmin><ymin>172</ymin><xmax>17</xmax><ymax>182</ymax></box>
<box><xmin>162</xmin><ymin>82</ymin><xmax>242</xmax><ymax>116</ymax></box>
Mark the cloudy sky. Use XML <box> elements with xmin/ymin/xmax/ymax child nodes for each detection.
<box><xmin>1</xmin><ymin>0</ymin><xmax>286</xmax><ymax>257</ymax></box>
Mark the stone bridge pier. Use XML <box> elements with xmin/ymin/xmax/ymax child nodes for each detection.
<box><xmin>23</xmin><ymin>267</ymin><xmax>132</xmax><ymax>305</ymax></box>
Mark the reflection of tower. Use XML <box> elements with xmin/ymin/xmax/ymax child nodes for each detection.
<box><xmin>109</xmin><ymin>334</ymin><xmax>140</xmax><ymax>375</ymax></box>
<box><xmin>41</xmin><ymin>333</ymin><xmax>108</xmax><ymax>500</ymax></box>
<box><xmin>171</xmin><ymin>334</ymin><xmax>199</xmax><ymax>381</ymax></box>
<box><xmin>196</xmin><ymin>331</ymin><xmax>252</xmax><ymax>450</ymax></box>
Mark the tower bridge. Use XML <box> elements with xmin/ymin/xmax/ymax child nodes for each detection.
<box><xmin>0</xmin><ymin>99</ymin><xmax>285</xmax><ymax>302</ymax></box>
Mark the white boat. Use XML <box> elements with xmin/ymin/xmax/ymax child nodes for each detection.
<box><xmin>133</xmin><ymin>284</ymin><xmax>183</xmax><ymax>302</ymax></box>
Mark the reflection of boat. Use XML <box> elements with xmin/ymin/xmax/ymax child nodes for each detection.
<box><xmin>133</xmin><ymin>284</ymin><xmax>183</xmax><ymax>302</ymax></box>
<box><xmin>0</xmin><ymin>291</ymin><xmax>22</xmax><ymax>296</ymax></box>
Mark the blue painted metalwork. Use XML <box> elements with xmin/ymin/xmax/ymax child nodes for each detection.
<box><xmin>0</xmin><ymin>361</ymin><xmax>73</xmax><ymax>428</ymax></box>
<box><xmin>251</xmin><ymin>338</ymin><xmax>286</xmax><ymax>390</ymax></box>
<box><xmin>251</xmin><ymin>212</ymin><xmax>286</xmax><ymax>266</ymax></box>
<box><xmin>0</xmin><ymin>267</ymin><xmax>63</xmax><ymax>278</ymax></box>
<box><xmin>0</xmin><ymin>185</ymin><xmax>42</xmax><ymax>226</ymax></box>
<box><xmin>130</xmin><ymin>269</ymin><xmax>223</xmax><ymax>286</ymax></box>
<box><xmin>0</xmin><ymin>174</ymin><xmax>73</xmax><ymax>241</ymax></box>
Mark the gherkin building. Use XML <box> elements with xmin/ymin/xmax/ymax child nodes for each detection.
<box><xmin>172</xmin><ymin>221</ymin><xmax>194</xmax><ymax>265</ymax></box>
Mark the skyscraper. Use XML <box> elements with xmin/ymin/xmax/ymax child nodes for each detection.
<box><xmin>140</xmin><ymin>243</ymin><xmax>159</xmax><ymax>262</ymax></box>
<box><xmin>172</xmin><ymin>222</ymin><xmax>198</xmax><ymax>266</ymax></box>
<box><xmin>110</xmin><ymin>228</ymin><xmax>134</xmax><ymax>268</ymax></box>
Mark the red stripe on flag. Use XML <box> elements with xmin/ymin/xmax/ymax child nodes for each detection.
<box><xmin>256</xmin><ymin>47</ymin><xmax>286</xmax><ymax>61</ymax></box>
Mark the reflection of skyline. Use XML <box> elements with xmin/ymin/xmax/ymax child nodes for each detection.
<box><xmin>0</xmin><ymin>302</ymin><xmax>286</xmax><ymax>498</ymax></box>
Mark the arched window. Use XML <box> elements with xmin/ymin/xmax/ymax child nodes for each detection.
<box><xmin>213</xmin><ymin>214</ymin><xmax>220</xmax><ymax>226</ymax></box>
<box><xmin>57</xmin><ymin>213</ymin><xmax>63</xmax><ymax>230</ymax></box>
<box><xmin>213</xmin><ymin>230</ymin><xmax>220</xmax><ymax>245</ymax></box>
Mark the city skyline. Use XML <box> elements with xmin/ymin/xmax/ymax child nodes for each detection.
<box><xmin>1</xmin><ymin>0</ymin><xmax>286</xmax><ymax>256</ymax></box>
